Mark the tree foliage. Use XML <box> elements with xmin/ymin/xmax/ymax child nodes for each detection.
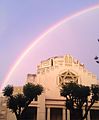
<box><xmin>60</xmin><ymin>82</ymin><xmax>99</xmax><ymax>120</ymax></box>
<box><xmin>2</xmin><ymin>83</ymin><xmax>43</xmax><ymax>120</ymax></box>
<box><xmin>94</xmin><ymin>39</ymin><xmax>99</xmax><ymax>63</ymax></box>
<box><xmin>3</xmin><ymin>85</ymin><xmax>13</xmax><ymax>96</ymax></box>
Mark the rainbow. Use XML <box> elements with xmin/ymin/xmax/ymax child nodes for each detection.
<box><xmin>0</xmin><ymin>4</ymin><xmax>99</xmax><ymax>92</ymax></box>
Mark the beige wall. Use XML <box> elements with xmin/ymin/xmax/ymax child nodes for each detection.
<box><xmin>0</xmin><ymin>54</ymin><xmax>98</xmax><ymax>120</ymax></box>
<box><xmin>36</xmin><ymin>55</ymin><xmax>97</xmax><ymax>99</ymax></box>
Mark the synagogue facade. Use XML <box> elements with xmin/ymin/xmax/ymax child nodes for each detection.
<box><xmin>26</xmin><ymin>54</ymin><xmax>99</xmax><ymax>120</ymax></box>
<box><xmin>0</xmin><ymin>54</ymin><xmax>99</xmax><ymax>120</ymax></box>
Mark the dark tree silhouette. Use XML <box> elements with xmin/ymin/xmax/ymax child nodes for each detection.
<box><xmin>60</xmin><ymin>82</ymin><xmax>99</xmax><ymax>120</ymax></box>
<box><xmin>94</xmin><ymin>39</ymin><xmax>99</xmax><ymax>63</ymax></box>
<box><xmin>2</xmin><ymin>83</ymin><xmax>43</xmax><ymax>120</ymax></box>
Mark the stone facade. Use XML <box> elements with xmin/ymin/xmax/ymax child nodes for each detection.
<box><xmin>0</xmin><ymin>54</ymin><xmax>99</xmax><ymax>120</ymax></box>
<box><xmin>26</xmin><ymin>54</ymin><xmax>99</xmax><ymax>120</ymax></box>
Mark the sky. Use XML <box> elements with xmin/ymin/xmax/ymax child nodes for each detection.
<box><xmin>0</xmin><ymin>0</ymin><xmax>99</xmax><ymax>89</ymax></box>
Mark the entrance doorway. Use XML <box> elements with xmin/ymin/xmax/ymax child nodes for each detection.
<box><xmin>50</xmin><ymin>108</ymin><xmax>62</xmax><ymax>120</ymax></box>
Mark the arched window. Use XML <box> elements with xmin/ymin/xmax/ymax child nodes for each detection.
<box><xmin>51</xmin><ymin>59</ymin><xmax>53</xmax><ymax>66</ymax></box>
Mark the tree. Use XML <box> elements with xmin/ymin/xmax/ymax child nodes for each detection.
<box><xmin>2</xmin><ymin>83</ymin><xmax>43</xmax><ymax>120</ymax></box>
<box><xmin>60</xmin><ymin>82</ymin><xmax>99</xmax><ymax>120</ymax></box>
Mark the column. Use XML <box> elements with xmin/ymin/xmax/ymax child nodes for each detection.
<box><xmin>47</xmin><ymin>107</ymin><xmax>50</xmax><ymax>120</ymax></box>
<box><xmin>87</xmin><ymin>111</ymin><xmax>90</xmax><ymax>120</ymax></box>
<box><xmin>37</xmin><ymin>93</ymin><xmax>45</xmax><ymax>120</ymax></box>
<box><xmin>62</xmin><ymin>108</ymin><xmax>66</xmax><ymax>120</ymax></box>
<box><xmin>83</xmin><ymin>109</ymin><xmax>90</xmax><ymax>120</ymax></box>
<box><xmin>37</xmin><ymin>107</ymin><xmax>40</xmax><ymax>120</ymax></box>
<box><xmin>67</xmin><ymin>109</ymin><xmax>70</xmax><ymax>120</ymax></box>
<box><xmin>83</xmin><ymin>109</ymin><xmax>86</xmax><ymax>120</ymax></box>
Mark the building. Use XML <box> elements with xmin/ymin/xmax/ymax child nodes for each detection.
<box><xmin>0</xmin><ymin>54</ymin><xmax>99</xmax><ymax>120</ymax></box>
<box><xmin>26</xmin><ymin>54</ymin><xmax>99</xmax><ymax>120</ymax></box>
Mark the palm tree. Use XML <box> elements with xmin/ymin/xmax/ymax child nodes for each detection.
<box><xmin>3</xmin><ymin>83</ymin><xmax>43</xmax><ymax>120</ymax></box>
